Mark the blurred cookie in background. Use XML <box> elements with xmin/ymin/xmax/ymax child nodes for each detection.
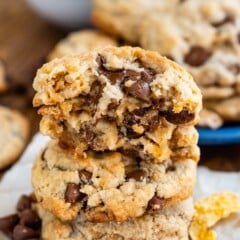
<box><xmin>0</xmin><ymin>59</ymin><xmax>7</xmax><ymax>93</ymax></box>
<box><xmin>48</xmin><ymin>30</ymin><xmax>118</xmax><ymax>60</ymax></box>
<box><xmin>139</xmin><ymin>0</ymin><xmax>240</xmax><ymax>127</ymax></box>
<box><xmin>0</xmin><ymin>105</ymin><xmax>30</xmax><ymax>170</ymax></box>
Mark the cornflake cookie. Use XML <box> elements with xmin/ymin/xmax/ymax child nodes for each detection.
<box><xmin>33</xmin><ymin>46</ymin><xmax>202</xmax><ymax>162</ymax></box>
<box><xmin>140</xmin><ymin>0</ymin><xmax>240</xmax><ymax>127</ymax></box>
<box><xmin>38</xmin><ymin>198</ymin><xmax>194</xmax><ymax>240</ymax></box>
<box><xmin>92</xmin><ymin>0</ymin><xmax>181</xmax><ymax>43</ymax></box>
<box><xmin>48</xmin><ymin>30</ymin><xmax>118</xmax><ymax>61</ymax></box>
<box><xmin>0</xmin><ymin>59</ymin><xmax>7</xmax><ymax>92</ymax></box>
<box><xmin>0</xmin><ymin>106</ymin><xmax>29</xmax><ymax>170</ymax></box>
<box><xmin>32</xmin><ymin>140</ymin><xmax>197</xmax><ymax>223</ymax></box>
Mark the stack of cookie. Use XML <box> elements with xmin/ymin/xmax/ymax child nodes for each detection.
<box><xmin>92</xmin><ymin>0</ymin><xmax>240</xmax><ymax>129</ymax></box>
<box><xmin>32</xmin><ymin>46</ymin><xmax>202</xmax><ymax>239</ymax></box>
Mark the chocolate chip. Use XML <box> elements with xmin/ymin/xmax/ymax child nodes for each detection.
<box><xmin>20</xmin><ymin>209</ymin><xmax>41</xmax><ymax>229</ymax></box>
<box><xmin>13</xmin><ymin>225</ymin><xmax>39</xmax><ymax>240</ymax></box>
<box><xmin>229</xmin><ymin>63</ymin><xmax>240</xmax><ymax>75</ymax></box>
<box><xmin>165</xmin><ymin>110</ymin><xmax>195</xmax><ymax>124</ymax></box>
<box><xmin>79</xmin><ymin>170</ymin><xmax>92</xmax><ymax>184</ymax></box>
<box><xmin>212</xmin><ymin>15</ymin><xmax>234</xmax><ymax>27</ymax></box>
<box><xmin>17</xmin><ymin>195</ymin><xmax>32</xmax><ymax>212</ymax></box>
<box><xmin>126</xmin><ymin>169</ymin><xmax>147</xmax><ymax>181</ymax></box>
<box><xmin>126</xmin><ymin>80</ymin><xmax>151</xmax><ymax>103</ymax></box>
<box><xmin>58</xmin><ymin>141</ymin><xmax>69</xmax><ymax>150</ymax></box>
<box><xmin>0</xmin><ymin>214</ymin><xmax>19</xmax><ymax>236</ymax></box>
<box><xmin>184</xmin><ymin>46</ymin><xmax>211</xmax><ymax>66</ymax></box>
<box><xmin>65</xmin><ymin>183</ymin><xmax>86</xmax><ymax>203</ymax></box>
<box><xmin>148</xmin><ymin>194</ymin><xmax>165</xmax><ymax>211</ymax></box>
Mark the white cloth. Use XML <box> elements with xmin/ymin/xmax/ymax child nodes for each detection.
<box><xmin>0</xmin><ymin>133</ymin><xmax>239</xmax><ymax>239</ymax></box>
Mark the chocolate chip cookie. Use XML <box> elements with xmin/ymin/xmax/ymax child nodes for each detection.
<box><xmin>32</xmin><ymin>140</ymin><xmax>197</xmax><ymax>222</ymax></box>
<box><xmin>37</xmin><ymin>197</ymin><xmax>194</xmax><ymax>240</ymax></box>
<box><xmin>0</xmin><ymin>59</ymin><xmax>7</xmax><ymax>93</ymax></box>
<box><xmin>0</xmin><ymin>106</ymin><xmax>29</xmax><ymax>170</ymax></box>
<box><xmin>92</xmin><ymin>0</ymin><xmax>180</xmax><ymax>43</ymax></box>
<box><xmin>33</xmin><ymin>46</ymin><xmax>201</xmax><ymax>162</ymax></box>
<box><xmin>139</xmin><ymin>0</ymin><xmax>240</xmax><ymax>127</ymax></box>
<box><xmin>48</xmin><ymin>30</ymin><xmax>118</xmax><ymax>61</ymax></box>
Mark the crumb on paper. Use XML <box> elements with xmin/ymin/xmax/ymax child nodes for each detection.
<box><xmin>189</xmin><ymin>192</ymin><xmax>240</xmax><ymax>240</ymax></box>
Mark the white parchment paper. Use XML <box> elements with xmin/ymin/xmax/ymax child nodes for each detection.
<box><xmin>0</xmin><ymin>133</ymin><xmax>239</xmax><ymax>239</ymax></box>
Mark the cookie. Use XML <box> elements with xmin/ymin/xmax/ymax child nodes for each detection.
<box><xmin>33</xmin><ymin>46</ymin><xmax>202</xmax><ymax>162</ymax></box>
<box><xmin>0</xmin><ymin>59</ymin><xmax>7</xmax><ymax>93</ymax></box>
<box><xmin>0</xmin><ymin>106</ymin><xmax>29</xmax><ymax>170</ymax></box>
<box><xmin>139</xmin><ymin>0</ymin><xmax>240</xmax><ymax>126</ymax></box>
<box><xmin>38</xmin><ymin>197</ymin><xmax>194</xmax><ymax>240</ymax></box>
<box><xmin>92</xmin><ymin>0</ymin><xmax>179</xmax><ymax>43</ymax></box>
<box><xmin>48</xmin><ymin>30</ymin><xmax>118</xmax><ymax>61</ymax></box>
<box><xmin>205</xmin><ymin>97</ymin><xmax>240</xmax><ymax>121</ymax></box>
<box><xmin>32</xmin><ymin>140</ymin><xmax>197</xmax><ymax>222</ymax></box>
<box><xmin>198</xmin><ymin>108</ymin><xmax>223</xmax><ymax>129</ymax></box>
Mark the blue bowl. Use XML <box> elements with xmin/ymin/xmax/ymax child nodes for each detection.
<box><xmin>198</xmin><ymin>126</ymin><xmax>240</xmax><ymax>145</ymax></box>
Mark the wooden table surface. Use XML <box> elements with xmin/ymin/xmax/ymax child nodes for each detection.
<box><xmin>0</xmin><ymin>0</ymin><xmax>240</xmax><ymax>176</ymax></box>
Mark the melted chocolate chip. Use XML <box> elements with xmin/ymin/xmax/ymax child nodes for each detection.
<box><xmin>148</xmin><ymin>194</ymin><xmax>165</xmax><ymax>211</ymax></box>
<box><xmin>107</xmin><ymin>99</ymin><xmax>119</xmax><ymax>111</ymax></box>
<box><xmin>126</xmin><ymin>80</ymin><xmax>151</xmax><ymax>103</ymax></box>
<box><xmin>148</xmin><ymin>115</ymin><xmax>159</xmax><ymax>132</ymax></box>
<box><xmin>126</xmin><ymin>128</ymin><xmax>143</xmax><ymax>139</ymax></box>
<box><xmin>20</xmin><ymin>209</ymin><xmax>41</xmax><ymax>229</ymax></box>
<box><xmin>86</xmin><ymin>81</ymin><xmax>105</xmax><ymax>108</ymax></box>
<box><xmin>165</xmin><ymin>110</ymin><xmax>195</xmax><ymax>124</ymax></box>
<box><xmin>65</xmin><ymin>183</ymin><xmax>86</xmax><ymax>203</ymax></box>
<box><xmin>80</xmin><ymin>125</ymin><xmax>95</xmax><ymax>145</ymax></box>
<box><xmin>96</xmin><ymin>54</ymin><xmax>155</xmax><ymax>102</ymax></box>
<box><xmin>126</xmin><ymin>169</ymin><xmax>147</xmax><ymax>181</ymax></box>
<box><xmin>13</xmin><ymin>225</ymin><xmax>39</xmax><ymax>240</ymax></box>
<box><xmin>184</xmin><ymin>46</ymin><xmax>211</xmax><ymax>66</ymax></box>
<box><xmin>79</xmin><ymin>170</ymin><xmax>92</xmax><ymax>184</ymax></box>
<box><xmin>17</xmin><ymin>195</ymin><xmax>32</xmax><ymax>212</ymax></box>
<box><xmin>212</xmin><ymin>15</ymin><xmax>234</xmax><ymax>28</ymax></box>
<box><xmin>0</xmin><ymin>214</ymin><xmax>19</xmax><ymax>236</ymax></box>
<box><xmin>133</xmin><ymin>108</ymin><xmax>147</xmax><ymax>117</ymax></box>
<box><xmin>58</xmin><ymin>141</ymin><xmax>69</xmax><ymax>150</ymax></box>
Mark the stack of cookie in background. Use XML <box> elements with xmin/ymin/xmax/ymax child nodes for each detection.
<box><xmin>92</xmin><ymin>0</ymin><xmax>240</xmax><ymax>129</ymax></box>
<box><xmin>31</xmin><ymin>46</ymin><xmax>202</xmax><ymax>239</ymax></box>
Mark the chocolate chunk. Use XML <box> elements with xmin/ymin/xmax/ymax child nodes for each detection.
<box><xmin>148</xmin><ymin>194</ymin><xmax>165</xmax><ymax>211</ymax></box>
<box><xmin>212</xmin><ymin>15</ymin><xmax>234</xmax><ymax>27</ymax></box>
<box><xmin>20</xmin><ymin>209</ymin><xmax>41</xmax><ymax>229</ymax></box>
<box><xmin>58</xmin><ymin>141</ymin><xmax>69</xmax><ymax>150</ymax></box>
<box><xmin>96</xmin><ymin>55</ymin><xmax>155</xmax><ymax>102</ymax></box>
<box><xmin>165</xmin><ymin>110</ymin><xmax>195</xmax><ymax>124</ymax></box>
<box><xmin>0</xmin><ymin>214</ymin><xmax>19</xmax><ymax>236</ymax></box>
<box><xmin>13</xmin><ymin>225</ymin><xmax>39</xmax><ymax>240</ymax></box>
<box><xmin>229</xmin><ymin>63</ymin><xmax>240</xmax><ymax>75</ymax></box>
<box><xmin>126</xmin><ymin>169</ymin><xmax>147</xmax><ymax>181</ymax></box>
<box><xmin>125</xmin><ymin>80</ymin><xmax>151</xmax><ymax>103</ymax></box>
<box><xmin>79</xmin><ymin>170</ymin><xmax>92</xmax><ymax>184</ymax></box>
<box><xmin>17</xmin><ymin>195</ymin><xmax>32</xmax><ymax>212</ymax></box>
<box><xmin>184</xmin><ymin>46</ymin><xmax>211</xmax><ymax>66</ymax></box>
<box><xmin>65</xmin><ymin>183</ymin><xmax>86</xmax><ymax>203</ymax></box>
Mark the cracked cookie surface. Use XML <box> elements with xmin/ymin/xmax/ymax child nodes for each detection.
<box><xmin>33</xmin><ymin>46</ymin><xmax>201</xmax><ymax>161</ymax></box>
<box><xmin>32</xmin><ymin>140</ymin><xmax>197</xmax><ymax>223</ymax></box>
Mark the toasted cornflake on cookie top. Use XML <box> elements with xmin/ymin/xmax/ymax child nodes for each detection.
<box><xmin>33</xmin><ymin>47</ymin><xmax>201</xmax><ymax>160</ymax></box>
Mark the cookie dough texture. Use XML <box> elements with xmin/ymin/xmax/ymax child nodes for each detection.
<box><xmin>48</xmin><ymin>30</ymin><xmax>118</xmax><ymax>60</ymax></box>
<box><xmin>0</xmin><ymin>106</ymin><xmax>29</xmax><ymax>170</ymax></box>
<box><xmin>0</xmin><ymin>60</ymin><xmax>7</xmax><ymax>92</ymax></box>
<box><xmin>139</xmin><ymin>0</ymin><xmax>240</xmax><ymax>125</ymax></box>
<box><xmin>92</xmin><ymin>0</ymin><xmax>179</xmax><ymax>43</ymax></box>
<box><xmin>32</xmin><ymin>140</ymin><xmax>197</xmax><ymax>223</ymax></box>
<box><xmin>38</xmin><ymin>198</ymin><xmax>194</xmax><ymax>240</ymax></box>
<box><xmin>33</xmin><ymin>46</ymin><xmax>201</xmax><ymax>161</ymax></box>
